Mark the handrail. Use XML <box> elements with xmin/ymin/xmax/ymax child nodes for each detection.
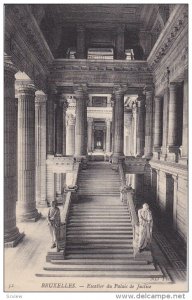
<box><xmin>57</xmin><ymin>162</ymin><xmax>80</xmax><ymax>254</ymax></box>
<box><xmin>118</xmin><ymin>162</ymin><xmax>139</xmax><ymax>227</ymax></box>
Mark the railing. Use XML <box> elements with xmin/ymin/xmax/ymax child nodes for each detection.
<box><xmin>118</xmin><ymin>162</ymin><xmax>139</xmax><ymax>254</ymax></box>
<box><xmin>118</xmin><ymin>162</ymin><xmax>153</xmax><ymax>262</ymax></box>
<box><xmin>57</xmin><ymin>162</ymin><xmax>80</xmax><ymax>256</ymax></box>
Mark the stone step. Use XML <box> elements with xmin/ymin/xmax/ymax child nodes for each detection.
<box><xmin>36</xmin><ymin>269</ymin><xmax>164</xmax><ymax>278</ymax></box>
<box><xmin>65</xmin><ymin>253</ymin><xmax>135</xmax><ymax>260</ymax></box>
<box><xmin>51</xmin><ymin>259</ymin><xmax>149</xmax><ymax>265</ymax></box>
<box><xmin>66</xmin><ymin>239</ymin><xmax>133</xmax><ymax>244</ymax></box>
<box><xmin>69</xmin><ymin>212</ymin><xmax>130</xmax><ymax>216</ymax></box>
<box><xmin>66</xmin><ymin>244</ymin><xmax>133</xmax><ymax>250</ymax></box>
<box><xmin>67</xmin><ymin>234</ymin><xmax>133</xmax><ymax>239</ymax></box>
<box><xmin>68</xmin><ymin>222</ymin><xmax>132</xmax><ymax>226</ymax></box>
<box><xmin>68</xmin><ymin>217</ymin><xmax>131</xmax><ymax>221</ymax></box>
<box><xmin>43</xmin><ymin>262</ymin><xmax>155</xmax><ymax>271</ymax></box>
<box><xmin>65</xmin><ymin>249</ymin><xmax>134</xmax><ymax>254</ymax></box>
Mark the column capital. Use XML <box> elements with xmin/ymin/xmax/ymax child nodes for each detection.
<box><xmin>16</xmin><ymin>72</ymin><xmax>36</xmax><ymax>95</ymax></box>
<box><xmin>73</xmin><ymin>83</ymin><xmax>87</xmax><ymax>98</ymax></box>
<box><xmin>169</xmin><ymin>82</ymin><xmax>179</xmax><ymax>91</ymax></box>
<box><xmin>154</xmin><ymin>95</ymin><xmax>163</xmax><ymax>102</ymax></box>
<box><xmin>116</xmin><ymin>24</ymin><xmax>125</xmax><ymax>34</ymax></box>
<box><xmin>106</xmin><ymin>119</ymin><xmax>111</xmax><ymax>126</ymax></box>
<box><xmin>56</xmin><ymin>93</ymin><xmax>68</xmax><ymax>109</ymax></box>
<box><xmin>48</xmin><ymin>84</ymin><xmax>57</xmax><ymax>95</ymax></box>
<box><xmin>88</xmin><ymin>117</ymin><xmax>94</xmax><ymax>124</ymax></box>
<box><xmin>136</xmin><ymin>95</ymin><xmax>145</xmax><ymax>108</ymax></box>
<box><xmin>113</xmin><ymin>84</ymin><xmax>127</xmax><ymax>97</ymax></box>
<box><xmin>76</xmin><ymin>24</ymin><xmax>85</xmax><ymax>32</ymax></box>
<box><xmin>35</xmin><ymin>90</ymin><xmax>47</xmax><ymax>103</ymax></box>
<box><xmin>144</xmin><ymin>85</ymin><xmax>154</xmax><ymax>96</ymax></box>
<box><xmin>4</xmin><ymin>54</ymin><xmax>18</xmax><ymax>75</ymax></box>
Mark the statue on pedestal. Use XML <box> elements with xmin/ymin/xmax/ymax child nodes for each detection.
<box><xmin>138</xmin><ymin>203</ymin><xmax>153</xmax><ymax>252</ymax></box>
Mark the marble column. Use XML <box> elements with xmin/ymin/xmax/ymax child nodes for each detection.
<box><xmin>35</xmin><ymin>91</ymin><xmax>47</xmax><ymax>207</ymax></box>
<box><xmin>55</xmin><ymin>95</ymin><xmax>63</xmax><ymax>156</ymax></box>
<box><xmin>106</xmin><ymin>119</ymin><xmax>111</xmax><ymax>153</ymax></box>
<box><xmin>113</xmin><ymin>86</ymin><xmax>125</xmax><ymax>159</ymax></box>
<box><xmin>47</xmin><ymin>85</ymin><xmax>56</xmax><ymax>155</ymax></box>
<box><xmin>161</xmin><ymin>87</ymin><xmax>169</xmax><ymax>160</ymax></box>
<box><xmin>87</xmin><ymin>118</ymin><xmax>93</xmax><ymax>152</ymax></box>
<box><xmin>66</xmin><ymin>114</ymin><xmax>75</xmax><ymax>155</ymax></box>
<box><xmin>124</xmin><ymin>108</ymin><xmax>132</xmax><ymax>156</ymax></box>
<box><xmin>153</xmin><ymin>96</ymin><xmax>163</xmax><ymax>159</ymax></box>
<box><xmin>144</xmin><ymin>86</ymin><xmax>153</xmax><ymax>158</ymax></box>
<box><xmin>167</xmin><ymin>82</ymin><xmax>179</xmax><ymax>161</ymax></box>
<box><xmin>180</xmin><ymin>69</ymin><xmax>188</xmax><ymax>163</ymax></box>
<box><xmin>111</xmin><ymin>96</ymin><xmax>115</xmax><ymax>153</ymax></box>
<box><xmin>116</xmin><ymin>25</ymin><xmax>125</xmax><ymax>60</ymax></box>
<box><xmin>74</xmin><ymin>85</ymin><xmax>87</xmax><ymax>157</ymax></box>
<box><xmin>4</xmin><ymin>55</ymin><xmax>24</xmax><ymax>247</ymax></box>
<box><xmin>76</xmin><ymin>25</ymin><xmax>86</xmax><ymax>59</ymax></box>
<box><xmin>132</xmin><ymin>103</ymin><xmax>138</xmax><ymax>156</ymax></box>
<box><xmin>62</xmin><ymin>98</ymin><xmax>68</xmax><ymax>156</ymax></box>
<box><xmin>136</xmin><ymin>95</ymin><xmax>145</xmax><ymax>157</ymax></box>
<box><xmin>172</xmin><ymin>174</ymin><xmax>178</xmax><ymax>230</ymax></box>
<box><xmin>16</xmin><ymin>73</ymin><xmax>41</xmax><ymax>221</ymax></box>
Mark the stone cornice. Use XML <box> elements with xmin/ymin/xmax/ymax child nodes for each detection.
<box><xmin>50</xmin><ymin>59</ymin><xmax>153</xmax><ymax>88</ymax></box>
<box><xmin>147</xmin><ymin>4</ymin><xmax>188</xmax><ymax>71</ymax></box>
<box><xmin>5</xmin><ymin>5</ymin><xmax>54</xmax><ymax>91</ymax></box>
<box><xmin>150</xmin><ymin>159</ymin><xmax>187</xmax><ymax>178</ymax></box>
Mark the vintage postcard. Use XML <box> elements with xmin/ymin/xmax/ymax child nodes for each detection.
<box><xmin>3</xmin><ymin>2</ymin><xmax>188</xmax><ymax>296</ymax></box>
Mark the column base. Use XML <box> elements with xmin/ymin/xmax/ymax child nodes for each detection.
<box><xmin>111</xmin><ymin>155</ymin><xmax>124</xmax><ymax>170</ymax></box>
<box><xmin>4</xmin><ymin>228</ymin><xmax>25</xmax><ymax>248</ymax></box>
<box><xmin>179</xmin><ymin>157</ymin><xmax>188</xmax><ymax>165</ymax></box>
<box><xmin>153</xmin><ymin>146</ymin><xmax>161</xmax><ymax>160</ymax></box>
<box><xmin>18</xmin><ymin>209</ymin><xmax>41</xmax><ymax>222</ymax></box>
<box><xmin>167</xmin><ymin>146</ymin><xmax>179</xmax><ymax>162</ymax></box>
<box><xmin>75</xmin><ymin>155</ymin><xmax>88</xmax><ymax>169</ymax></box>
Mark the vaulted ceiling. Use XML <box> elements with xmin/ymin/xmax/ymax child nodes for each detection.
<box><xmin>29</xmin><ymin>4</ymin><xmax>172</xmax><ymax>59</ymax></box>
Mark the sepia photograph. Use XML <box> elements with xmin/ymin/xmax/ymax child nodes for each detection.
<box><xmin>3</xmin><ymin>2</ymin><xmax>188</xmax><ymax>295</ymax></box>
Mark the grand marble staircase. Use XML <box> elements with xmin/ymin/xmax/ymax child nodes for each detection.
<box><xmin>36</xmin><ymin>162</ymin><xmax>171</xmax><ymax>281</ymax></box>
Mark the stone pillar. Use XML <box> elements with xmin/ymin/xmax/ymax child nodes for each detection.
<box><xmin>76</xmin><ymin>25</ymin><xmax>86</xmax><ymax>59</ymax></box>
<box><xmin>132</xmin><ymin>103</ymin><xmax>138</xmax><ymax>156</ymax></box>
<box><xmin>47</xmin><ymin>85</ymin><xmax>56</xmax><ymax>155</ymax></box>
<box><xmin>136</xmin><ymin>95</ymin><xmax>145</xmax><ymax>157</ymax></box>
<box><xmin>35</xmin><ymin>91</ymin><xmax>47</xmax><ymax>207</ymax></box>
<box><xmin>66</xmin><ymin>114</ymin><xmax>75</xmax><ymax>155</ymax></box>
<box><xmin>4</xmin><ymin>56</ymin><xmax>24</xmax><ymax>247</ymax></box>
<box><xmin>87</xmin><ymin>118</ymin><xmax>93</xmax><ymax>152</ymax></box>
<box><xmin>161</xmin><ymin>87</ymin><xmax>169</xmax><ymax>160</ymax></box>
<box><xmin>62</xmin><ymin>98</ymin><xmax>68</xmax><ymax>156</ymax></box>
<box><xmin>167</xmin><ymin>83</ymin><xmax>179</xmax><ymax>161</ymax></box>
<box><xmin>106</xmin><ymin>119</ymin><xmax>111</xmax><ymax>153</ymax></box>
<box><xmin>153</xmin><ymin>96</ymin><xmax>163</xmax><ymax>159</ymax></box>
<box><xmin>113</xmin><ymin>86</ymin><xmax>125</xmax><ymax>159</ymax></box>
<box><xmin>74</xmin><ymin>85</ymin><xmax>87</xmax><ymax>157</ymax></box>
<box><xmin>16</xmin><ymin>73</ymin><xmax>41</xmax><ymax>221</ymax></box>
<box><xmin>180</xmin><ymin>69</ymin><xmax>188</xmax><ymax>163</ymax></box>
<box><xmin>55</xmin><ymin>99</ymin><xmax>63</xmax><ymax>156</ymax></box>
<box><xmin>172</xmin><ymin>174</ymin><xmax>178</xmax><ymax>230</ymax></box>
<box><xmin>124</xmin><ymin>108</ymin><xmax>132</xmax><ymax>156</ymax></box>
<box><xmin>144</xmin><ymin>86</ymin><xmax>153</xmax><ymax>158</ymax></box>
<box><xmin>116</xmin><ymin>25</ymin><xmax>125</xmax><ymax>60</ymax></box>
<box><xmin>111</xmin><ymin>96</ymin><xmax>115</xmax><ymax>152</ymax></box>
